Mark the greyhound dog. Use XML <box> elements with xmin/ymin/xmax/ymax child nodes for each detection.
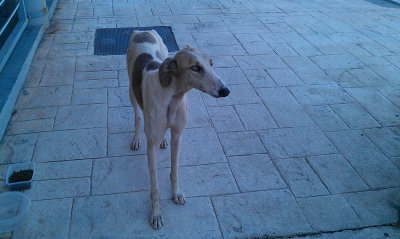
<box><xmin>127</xmin><ymin>30</ymin><xmax>230</xmax><ymax>230</ymax></box>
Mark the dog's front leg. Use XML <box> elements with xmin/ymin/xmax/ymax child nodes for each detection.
<box><xmin>170</xmin><ymin>129</ymin><xmax>186</xmax><ymax>205</ymax></box>
<box><xmin>147</xmin><ymin>141</ymin><xmax>163</xmax><ymax>230</ymax></box>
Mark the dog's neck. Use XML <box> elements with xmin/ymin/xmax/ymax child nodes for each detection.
<box><xmin>166</xmin><ymin>78</ymin><xmax>192</xmax><ymax>120</ymax></box>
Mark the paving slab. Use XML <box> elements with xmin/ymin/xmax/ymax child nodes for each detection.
<box><xmin>256</xmin><ymin>87</ymin><xmax>315</xmax><ymax>127</ymax></box>
<box><xmin>158</xmin><ymin>163</ymin><xmax>239</xmax><ymax>199</ymax></box>
<box><xmin>376</xmin><ymin>85</ymin><xmax>400</xmax><ymax>108</ymax></box>
<box><xmin>310</xmin><ymin>55</ymin><xmax>363</xmax><ymax>70</ymax></box>
<box><xmin>235</xmin><ymin>103</ymin><xmax>278</xmax><ymax>130</ymax></box>
<box><xmin>24</xmin><ymin>58</ymin><xmax>46</xmax><ymax>87</ymax></box>
<box><xmin>234</xmin><ymin>54</ymin><xmax>287</xmax><ymax>70</ymax></box>
<box><xmin>304</xmin><ymin>105</ymin><xmax>349</xmax><ymax>131</ymax></box>
<box><xmin>15</xmin><ymin>86</ymin><xmax>72</xmax><ymax>109</ymax></box>
<box><xmin>297</xmin><ymin>194</ymin><xmax>363</xmax><ymax>231</ymax></box>
<box><xmin>10</xmin><ymin>106</ymin><xmax>57</xmax><ymax>122</ymax></box>
<box><xmin>33</xmin><ymin>128</ymin><xmax>107</xmax><ymax>162</ymax></box>
<box><xmin>330</xmin><ymin>103</ymin><xmax>381</xmax><ymax>129</ymax></box>
<box><xmin>327</xmin><ymin>130</ymin><xmax>400</xmax><ymax>189</ymax></box>
<box><xmin>40</xmin><ymin>57</ymin><xmax>76</xmax><ymax>86</ymax></box>
<box><xmin>288</xmin><ymin>82</ymin><xmax>354</xmax><ymax>105</ymax></box>
<box><xmin>91</xmin><ymin>156</ymin><xmax>149</xmax><ymax>195</ymax></box>
<box><xmin>307</xmin><ymin>154</ymin><xmax>369</xmax><ymax>193</ymax></box>
<box><xmin>25</xmin><ymin>177</ymin><xmax>90</xmax><ymax>200</ymax></box>
<box><xmin>242</xmin><ymin>69</ymin><xmax>277</xmax><ymax>88</ymax></box>
<box><xmin>207</xmin><ymin>106</ymin><xmax>244</xmax><ymax>132</ymax></box>
<box><xmin>12</xmin><ymin>198</ymin><xmax>72</xmax><ymax>239</ymax></box>
<box><xmin>267</xmin><ymin>67</ymin><xmax>304</xmax><ymax>86</ymax></box>
<box><xmin>212</xmin><ymin>189</ymin><xmax>312</xmax><ymax>238</ymax></box>
<box><xmin>269</xmin><ymin>43</ymin><xmax>299</xmax><ymax>57</ymax></box>
<box><xmin>193</xmin><ymin>32</ymin><xmax>238</xmax><ymax>46</ymax></box>
<box><xmin>258</xmin><ymin>126</ymin><xmax>337</xmax><ymax>159</ymax></box>
<box><xmin>0</xmin><ymin>134</ymin><xmax>37</xmax><ymax>164</ymax></box>
<box><xmin>343</xmin><ymin>187</ymin><xmax>400</xmax><ymax>226</ymax></box>
<box><xmin>71</xmin><ymin>88</ymin><xmax>107</xmax><ymax>105</ymax></box>
<box><xmin>76</xmin><ymin>55</ymin><xmax>126</xmax><ymax>72</ymax></box>
<box><xmin>227</xmin><ymin>154</ymin><xmax>286</xmax><ymax>192</ymax></box>
<box><xmin>325</xmin><ymin>69</ymin><xmax>363</xmax><ymax>88</ymax></box>
<box><xmin>35</xmin><ymin>159</ymin><xmax>92</xmax><ymax>180</ymax></box>
<box><xmin>6</xmin><ymin>118</ymin><xmax>54</xmax><ymax>135</ymax></box>
<box><xmin>345</xmin><ymin>87</ymin><xmax>400</xmax><ymax>127</ymax></box>
<box><xmin>364</xmin><ymin>127</ymin><xmax>400</xmax><ymax>157</ymax></box>
<box><xmin>70</xmin><ymin>192</ymin><xmax>221</xmax><ymax>239</ymax></box>
<box><xmin>108</xmin><ymin>106</ymin><xmax>135</xmax><ymax>134</ymax></box>
<box><xmin>214</xmin><ymin>67</ymin><xmax>249</xmax><ymax>85</ymax></box>
<box><xmin>219</xmin><ymin>131</ymin><xmax>267</xmax><ymax>156</ymax></box>
<box><xmin>368</xmin><ymin>64</ymin><xmax>400</xmax><ymax>85</ymax></box>
<box><xmin>347</xmin><ymin>66</ymin><xmax>390</xmax><ymax>86</ymax></box>
<box><xmin>54</xmin><ymin>104</ymin><xmax>107</xmax><ymax>130</ymax></box>
<box><xmin>275</xmin><ymin>158</ymin><xmax>329</xmax><ymax>197</ymax></box>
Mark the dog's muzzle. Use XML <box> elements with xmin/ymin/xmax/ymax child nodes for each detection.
<box><xmin>218</xmin><ymin>87</ymin><xmax>230</xmax><ymax>97</ymax></box>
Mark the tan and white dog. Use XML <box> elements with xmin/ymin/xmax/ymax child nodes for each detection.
<box><xmin>127</xmin><ymin>30</ymin><xmax>230</xmax><ymax>230</ymax></box>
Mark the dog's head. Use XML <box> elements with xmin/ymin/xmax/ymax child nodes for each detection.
<box><xmin>159</xmin><ymin>45</ymin><xmax>230</xmax><ymax>98</ymax></box>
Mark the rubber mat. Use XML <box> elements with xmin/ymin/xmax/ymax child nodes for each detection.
<box><xmin>94</xmin><ymin>26</ymin><xmax>179</xmax><ymax>55</ymax></box>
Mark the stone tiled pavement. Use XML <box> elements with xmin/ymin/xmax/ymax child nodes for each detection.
<box><xmin>1</xmin><ymin>0</ymin><xmax>400</xmax><ymax>238</ymax></box>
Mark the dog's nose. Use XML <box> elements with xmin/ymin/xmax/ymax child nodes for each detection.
<box><xmin>218</xmin><ymin>87</ymin><xmax>230</xmax><ymax>97</ymax></box>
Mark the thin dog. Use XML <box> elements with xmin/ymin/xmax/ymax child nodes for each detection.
<box><xmin>127</xmin><ymin>30</ymin><xmax>230</xmax><ymax>230</ymax></box>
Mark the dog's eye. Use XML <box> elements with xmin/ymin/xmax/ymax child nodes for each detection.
<box><xmin>191</xmin><ymin>65</ymin><xmax>201</xmax><ymax>72</ymax></box>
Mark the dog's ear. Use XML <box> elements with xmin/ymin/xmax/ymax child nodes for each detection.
<box><xmin>159</xmin><ymin>58</ymin><xmax>177</xmax><ymax>87</ymax></box>
<box><xmin>160</xmin><ymin>58</ymin><xmax>177</xmax><ymax>73</ymax></box>
<box><xmin>186</xmin><ymin>44</ymin><xmax>192</xmax><ymax>49</ymax></box>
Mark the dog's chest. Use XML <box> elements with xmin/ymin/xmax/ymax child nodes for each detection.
<box><xmin>167</xmin><ymin>94</ymin><xmax>188</xmax><ymax>127</ymax></box>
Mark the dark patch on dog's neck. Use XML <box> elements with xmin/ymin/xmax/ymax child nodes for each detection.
<box><xmin>159</xmin><ymin>58</ymin><xmax>177</xmax><ymax>88</ymax></box>
<box><xmin>159</xmin><ymin>72</ymin><xmax>173</xmax><ymax>88</ymax></box>
<box><xmin>147</xmin><ymin>61</ymin><xmax>161</xmax><ymax>71</ymax></box>
<box><xmin>132</xmin><ymin>32</ymin><xmax>157</xmax><ymax>44</ymax></box>
<box><xmin>132</xmin><ymin>53</ymin><xmax>154</xmax><ymax>109</ymax></box>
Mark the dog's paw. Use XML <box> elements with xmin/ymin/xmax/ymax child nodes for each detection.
<box><xmin>172</xmin><ymin>191</ymin><xmax>186</xmax><ymax>205</ymax></box>
<box><xmin>150</xmin><ymin>213</ymin><xmax>164</xmax><ymax>230</ymax></box>
<box><xmin>131</xmin><ymin>140</ymin><xmax>140</xmax><ymax>150</ymax></box>
<box><xmin>159</xmin><ymin>138</ymin><xmax>168</xmax><ymax>149</ymax></box>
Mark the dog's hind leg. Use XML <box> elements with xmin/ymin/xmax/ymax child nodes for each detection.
<box><xmin>129</xmin><ymin>87</ymin><xmax>141</xmax><ymax>150</ymax></box>
<box><xmin>170</xmin><ymin>128</ymin><xmax>186</xmax><ymax>205</ymax></box>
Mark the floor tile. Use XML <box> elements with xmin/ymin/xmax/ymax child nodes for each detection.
<box><xmin>345</xmin><ymin>87</ymin><xmax>400</xmax><ymax>127</ymax></box>
<box><xmin>54</xmin><ymin>104</ymin><xmax>107</xmax><ymax>130</ymax></box>
<box><xmin>219</xmin><ymin>131</ymin><xmax>267</xmax><ymax>156</ymax></box>
<box><xmin>330</xmin><ymin>103</ymin><xmax>381</xmax><ymax>129</ymax></box>
<box><xmin>235</xmin><ymin>104</ymin><xmax>277</xmax><ymax>130</ymax></box>
<box><xmin>158</xmin><ymin>163</ymin><xmax>239</xmax><ymax>199</ymax></box>
<box><xmin>258</xmin><ymin>126</ymin><xmax>337</xmax><ymax>159</ymax></box>
<box><xmin>12</xmin><ymin>199</ymin><xmax>72</xmax><ymax>239</ymax></box>
<box><xmin>33</xmin><ymin>128</ymin><xmax>107</xmax><ymax>162</ymax></box>
<box><xmin>343</xmin><ymin>188</ymin><xmax>400</xmax><ymax>226</ymax></box>
<box><xmin>275</xmin><ymin>158</ymin><xmax>329</xmax><ymax>197</ymax></box>
<box><xmin>297</xmin><ymin>194</ymin><xmax>363</xmax><ymax>231</ymax></box>
<box><xmin>307</xmin><ymin>154</ymin><xmax>369</xmax><ymax>193</ymax></box>
<box><xmin>212</xmin><ymin>189</ymin><xmax>312</xmax><ymax>238</ymax></box>
<box><xmin>256</xmin><ymin>87</ymin><xmax>315</xmax><ymax>127</ymax></box>
<box><xmin>304</xmin><ymin>105</ymin><xmax>349</xmax><ymax>131</ymax></box>
<box><xmin>228</xmin><ymin>154</ymin><xmax>286</xmax><ymax>192</ymax></box>
<box><xmin>71</xmin><ymin>193</ymin><xmax>221</xmax><ymax>238</ymax></box>
<box><xmin>326</xmin><ymin>130</ymin><xmax>400</xmax><ymax>189</ymax></box>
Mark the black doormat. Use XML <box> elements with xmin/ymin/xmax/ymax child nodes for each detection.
<box><xmin>94</xmin><ymin>26</ymin><xmax>179</xmax><ymax>56</ymax></box>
